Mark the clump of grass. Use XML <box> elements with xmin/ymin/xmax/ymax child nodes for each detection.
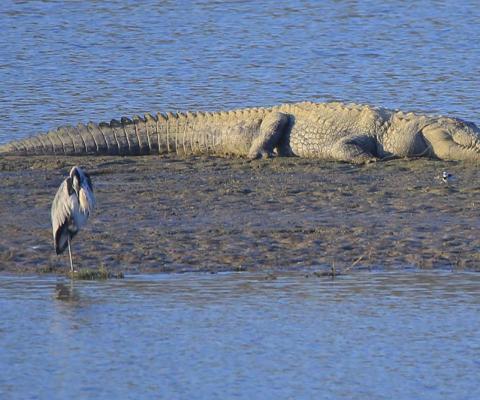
<box><xmin>39</xmin><ymin>264</ymin><xmax>56</xmax><ymax>273</ymax></box>
<box><xmin>69</xmin><ymin>265</ymin><xmax>124</xmax><ymax>280</ymax></box>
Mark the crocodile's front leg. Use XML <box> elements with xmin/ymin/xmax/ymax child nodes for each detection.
<box><xmin>248</xmin><ymin>112</ymin><xmax>290</xmax><ymax>159</ymax></box>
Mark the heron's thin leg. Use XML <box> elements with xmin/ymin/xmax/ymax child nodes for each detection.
<box><xmin>67</xmin><ymin>237</ymin><xmax>74</xmax><ymax>273</ymax></box>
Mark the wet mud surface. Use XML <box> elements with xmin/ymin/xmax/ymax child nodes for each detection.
<box><xmin>0</xmin><ymin>155</ymin><xmax>479</xmax><ymax>274</ymax></box>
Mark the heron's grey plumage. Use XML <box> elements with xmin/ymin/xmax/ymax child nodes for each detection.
<box><xmin>51</xmin><ymin>166</ymin><xmax>95</xmax><ymax>270</ymax></box>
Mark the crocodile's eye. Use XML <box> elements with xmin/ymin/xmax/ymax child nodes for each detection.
<box><xmin>456</xmin><ymin>119</ymin><xmax>476</xmax><ymax>131</ymax></box>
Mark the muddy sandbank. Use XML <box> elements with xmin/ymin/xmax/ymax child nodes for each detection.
<box><xmin>0</xmin><ymin>155</ymin><xmax>478</xmax><ymax>274</ymax></box>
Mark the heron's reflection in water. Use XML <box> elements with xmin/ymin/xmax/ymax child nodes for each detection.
<box><xmin>54</xmin><ymin>280</ymin><xmax>80</xmax><ymax>302</ymax></box>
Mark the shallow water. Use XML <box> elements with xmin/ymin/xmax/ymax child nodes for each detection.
<box><xmin>1</xmin><ymin>271</ymin><xmax>479</xmax><ymax>399</ymax></box>
<box><xmin>1</xmin><ymin>0</ymin><xmax>480</xmax><ymax>144</ymax></box>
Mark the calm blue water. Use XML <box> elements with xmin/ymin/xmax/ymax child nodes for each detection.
<box><xmin>1</xmin><ymin>271</ymin><xmax>480</xmax><ymax>400</ymax></box>
<box><xmin>0</xmin><ymin>0</ymin><xmax>479</xmax><ymax>144</ymax></box>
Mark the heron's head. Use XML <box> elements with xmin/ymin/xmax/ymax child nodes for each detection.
<box><xmin>69</xmin><ymin>166</ymin><xmax>84</xmax><ymax>194</ymax></box>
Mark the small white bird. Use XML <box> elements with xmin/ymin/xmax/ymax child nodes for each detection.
<box><xmin>441</xmin><ymin>171</ymin><xmax>455</xmax><ymax>185</ymax></box>
<box><xmin>51</xmin><ymin>166</ymin><xmax>95</xmax><ymax>273</ymax></box>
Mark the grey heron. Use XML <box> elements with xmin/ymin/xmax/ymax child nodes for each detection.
<box><xmin>51</xmin><ymin>166</ymin><xmax>96</xmax><ymax>273</ymax></box>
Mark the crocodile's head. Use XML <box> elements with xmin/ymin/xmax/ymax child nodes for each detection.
<box><xmin>381</xmin><ymin>112</ymin><xmax>480</xmax><ymax>162</ymax></box>
<box><xmin>421</xmin><ymin>117</ymin><xmax>480</xmax><ymax>162</ymax></box>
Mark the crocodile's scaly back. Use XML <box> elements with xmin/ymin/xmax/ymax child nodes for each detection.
<box><xmin>274</xmin><ymin>101</ymin><xmax>393</xmax><ymax>158</ymax></box>
<box><xmin>0</xmin><ymin>108</ymin><xmax>270</xmax><ymax>157</ymax></box>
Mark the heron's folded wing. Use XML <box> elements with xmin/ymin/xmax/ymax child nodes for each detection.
<box><xmin>51</xmin><ymin>178</ymin><xmax>76</xmax><ymax>238</ymax></box>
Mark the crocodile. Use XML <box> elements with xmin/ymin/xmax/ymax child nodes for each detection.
<box><xmin>1</xmin><ymin>101</ymin><xmax>479</xmax><ymax>163</ymax></box>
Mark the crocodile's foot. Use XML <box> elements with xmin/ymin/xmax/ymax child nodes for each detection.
<box><xmin>247</xmin><ymin>149</ymin><xmax>274</xmax><ymax>159</ymax></box>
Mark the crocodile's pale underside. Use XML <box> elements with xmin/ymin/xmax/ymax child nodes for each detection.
<box><xmin>1</xmin><ymin>101</ymin><xmax>479</xmax><ymax>163</ymax></box>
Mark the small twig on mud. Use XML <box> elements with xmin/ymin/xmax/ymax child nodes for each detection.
<box><xmin>342</xmin><ymin>254</ymin><xmax>365</xmax><ymax>273</ymax></box>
